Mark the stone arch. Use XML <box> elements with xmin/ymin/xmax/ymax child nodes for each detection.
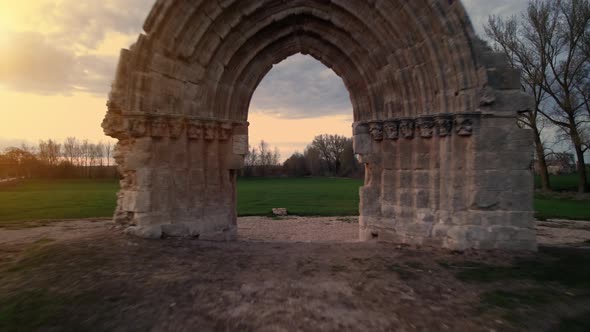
<box><xmin>103</xmin><ymin>0</ymin><xmax>537</xmax><ymax>250</ymax></box>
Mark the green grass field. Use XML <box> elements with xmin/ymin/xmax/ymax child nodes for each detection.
<box><xmin>0</xmin><ymin>180</ymin><xmax>119</xmax><ymax>227</ymax></box>
<box><xmin>237</xmin><ymin>177</ymin><xmax>361</xmax><ymax>216</ymax></box>
<box><xmin>534</xmin><ymin>174</ymin><xmax>583</xmax><ymax>192</ymax></box>
<box><xmin>0</xmin><ymin>177</ymin><xmax>588</xmax><ymax>226</ymax></box>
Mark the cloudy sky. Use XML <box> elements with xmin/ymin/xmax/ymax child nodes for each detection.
<box><xmin>0</xmin><ymin>0</ymin><xmax>528</xmax><ymax>159</ymax></box>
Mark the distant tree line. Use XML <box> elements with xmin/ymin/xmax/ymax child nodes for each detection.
<box><xmin>0</xmin><ymin>138</ymin><xmax>117</xmax><ymax>179</ymax></box>
<box><xmin>242</xmin><ymin>134</ymin><xmax>363</xmax><ymax>178</ymax></box>
<box><xmin>1</xmin><ymin>135</ymin><xmax>362</xmax><ymax>180</ymax></box>
<box><xmin>242</xmin><ymin>140</ymin><xmax>282</xmax><ymax>177</ymax></box>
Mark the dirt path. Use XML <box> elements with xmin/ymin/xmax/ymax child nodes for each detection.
<box><xmin>1</xmin><ymin>216</ymin><xmax>588</xmax><ymax>247</ymax></box>
<box><xmin>536</xmin><ymin>219</ymin><xmax>590</xmax><ymax>246</ymax></box>
<box><xmin>0</xmin><ymin>219</ymin><xmax>109</xmax><ymax>245</ymax></box>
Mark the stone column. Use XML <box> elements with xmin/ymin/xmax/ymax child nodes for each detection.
<box><xmin>105</xmin><ymin>112</ymin><xmax>248</xmax><ymax>240</ymax></box>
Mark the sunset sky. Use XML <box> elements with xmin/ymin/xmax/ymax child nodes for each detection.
<box><xmin>0</xmin><ymin>0</ymin><xmax>528</xmax><ymax>160</ymax></box>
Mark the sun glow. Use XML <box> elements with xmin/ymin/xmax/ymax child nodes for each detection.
<box><xmin>0</xmin><ymin>2</ymin><xmax>37</xmax><ymax>30</ymax></box>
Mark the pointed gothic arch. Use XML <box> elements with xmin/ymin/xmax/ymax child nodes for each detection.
<box><xmin>102</xmin><ymin>0</ymin><xmax>537</xmax><ymax>250</ymax></box>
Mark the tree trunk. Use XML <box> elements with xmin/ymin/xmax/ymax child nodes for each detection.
<box><xmin>534</xmin><ymin>129</ymin><xmax>551</xmax><ymax>191</ymax></box>
<box><xmin>573</xmin><ymin>144</ymin><xmax>589</xmax><ymax>193</ymax></box>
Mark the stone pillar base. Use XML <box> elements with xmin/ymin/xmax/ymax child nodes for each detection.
<box><xmin>125</xmin><ymin>222</ymin><xmax>238</xmax><ymax>241</ymax></box>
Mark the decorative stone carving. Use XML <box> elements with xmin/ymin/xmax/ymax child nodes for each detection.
<box><xmin>399</xmin><ymin>118</ymin><xmax>415</xmax><ymax>139</ymax></box>
<box><xmin>128</xmin><ymin>117</ymin><xmax>148</xmax><ymax>138</ymax></box>
<box><xmin>436</xmin><ymin>115</ymin><xmax>453</xmax><ymax>137</ymax></box>
<box><xmin>417</xmin><ymin>117</ymin><xmax>435</xmax><ymax>138</ymax></box>
<box><xmin>150</xmin><ymin>118</ymin><xmax>167</xmax><ymax>138</ymax></box>
<box><xmin>455</xmin><ymin>115</ymin><xmax>475</xmax><ymax>136</ymax></box>
<box><xmin>168</xmin><ymin>118</ymin><xmax>184</xmax><ymax>139</ymax></box>
<box><xmin>204</xmin><ymin>122</ymin><xmax>217</xmax><ymax>141</ymax></box>
<box><xmin>384</xmin><ymin>121</ymin><xmax>400</xmax><ymax>140</ymax></box>
<box><xmin>369</xmin><ymin>122</ymin><xmax>384</xmax><ymax>141</ymax></box>
<box><xmin>187</xmin><ymin>120</ymin><xmax>203</xmax><ymax>139</ymax></box>
<box><xmin>358</xmin><ymin>114</ymin><xmax>478</xmax><ymax>140</ymax></box>
<box><xmin>219</xmin><ymin>123</ymin><xmax>233</xmax><ymax>141</ymax></box>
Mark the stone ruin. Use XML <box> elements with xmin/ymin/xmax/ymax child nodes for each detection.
<box><xmin>102</xmin><ymin>0</ymin><xmax>537</xmax><ymax>250</ymax></box>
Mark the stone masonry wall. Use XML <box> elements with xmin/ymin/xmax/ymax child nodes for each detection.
<box><xmin>104</xmin><ymin>109</ymin><xmax>248</xmax><ymax>240</ymax></box>
<box><xmin>354</xmin><ymin>113</ymin><xmax>536</xmax><ymax>250</ymax></box>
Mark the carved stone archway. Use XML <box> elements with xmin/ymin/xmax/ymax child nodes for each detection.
<box><xmin>103</xmin><ymin>0</ymin><xmax>537</xmax><ymax>250</ymax></box>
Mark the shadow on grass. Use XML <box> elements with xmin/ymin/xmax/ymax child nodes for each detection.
<box><xmin>0</xmin><ymin>240</ymin><xmax>116</xmax><ymax>331</ymax></box>
<box><xmin>558</xmin><ymin>311</ymin><xmax>590</xmax><ymax>332</ymax></box>
<box><xmin>441</xmin><ymin>246</ymin><xmax>590</xmax><ymax>330</ymax></box>
<box><xmin>0</xmin><ymin>289</ymin><xmax>100</xmax><ymax>332</ymax></box>
<box><xmin>442</xmin><ymin>247</ymin><xmax>590</xmax><ymax>289</ymax></box>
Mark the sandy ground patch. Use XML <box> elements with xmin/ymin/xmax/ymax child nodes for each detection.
<box><xmin>1</xmin><ymin>216</ymin><xmax>588</xmax><ymax>247</ymax></box>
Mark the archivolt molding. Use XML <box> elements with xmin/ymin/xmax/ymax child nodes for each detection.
<box><xmin>106</xmin><ymin>0</ymin><xmax>490</xmax><ymax>127</ymax></box>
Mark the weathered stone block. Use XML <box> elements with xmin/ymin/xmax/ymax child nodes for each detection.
<box><xmin>415</xmin><ymin>190</ymin><xmax>430</xmax><ymax>208</ymax></box>
<box><xmin>232</xmin><ymin>134</ymin><xmax>249</xmax><ymax>155</ymax></box>
<box><xmin>124</xmin><ymin>225</ymin><xmax>162</xmax><ymax>239</ymax></box>
<box><xmin>121</xmin><ymin>191</ymin><xmax>151</xmax><ymax>213</ymax></box>
<box><xmin>353</xmin><ymin>133</ymin><xmax>371</xmax><ymax>156</ymax></box>
<box><xmin>470</xmin><ymin>189</ymin><xmax>501</xmax><ymax>210</ymax></box>
<box><xmin>272</xmin><ymin>208</ymin><xmax>288</xmax><ymax>216</ymax></box>
<box><xmin>486</xmin><ymin>67</ymin><xmax>522</xmax><ymax>90</ymax></box>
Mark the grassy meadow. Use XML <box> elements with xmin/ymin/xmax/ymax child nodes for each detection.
<box><xmin>0</xmin><ymin>176</ymin><xmax>588</xmax><ymax>226</ymax></box>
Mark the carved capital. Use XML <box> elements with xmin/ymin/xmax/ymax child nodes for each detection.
<box><xmin>219</xmin><ymin>122</ymin><xmax>233</xmax><ymax>141</ymax></box>
<box><xmin>435</xmin><ymin>114</ymin><xmax>453</xmax><ymax>137</ymax></box>
<box><xmin>150</xmin><ymin>117</ymin><xmax>167</xmax><ymax>138</ymax></box>
<box><xmin>384</xmin><ymin>120</ymin><xmax>400</xmax><ymax>140</ymax></box>
<box><xmin>168</xmin><ymin>118</ymin><xmax>184</xmax><ymax>139</ymax></box>
<box><xmin>417</xmin><ymin>116</ymin><xmax>435</xmax><ymax>138</ymax></box>
<box><xmin>128</xmin><ymin>117</ymin><xmax>148</xmax><ymax>138</ymax></box>
<box><xmin>399</xmin><ymin>118</ymin><xmax>415</xmax><ymax>139</ymax></box>
<box><xmin>454</xmin><ymin>115</ymin><xmax>477</xmax><ymax>136</ymax></box>
<box><xmin>369</xmin><ymin>121</ymin><xmax>384</xmax><ymax>141</ymax></box>
<box><xmin>204</xmin><ymin>122</ymin><xmax>217</xmax><ymax>141</ymax></box>
<box><xmin>187</xmin><ymin>120</ymin><xmax>203</xmax><ymax>140</ymax></box>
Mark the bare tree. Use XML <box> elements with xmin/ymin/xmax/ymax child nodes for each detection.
<box><xmin>489</xmin><ymin>0</ymin><xmax>590</xmax><ymax>192</ymax></box>
<box><xmin>2</xmin><ymin>147</ymin><xmax>37</xmax><ymax>178</ymax></box>
<box><xmin>283</xmin><ymin>152</ymin><xmax>309</xmax><ymax>177</ymax></box>
<box><xmin>63</xmin><ymin>137</ymin><xmax>78</xmax><ymax>165</ymax></box>
<box><xmin>310</xmin><ymin>134</ymin><xmax>348</xmax><ymax>175</ymax></box>
<box><xmin>104</xmin><ymin>141</ymin><xmax>113</xmax><ymax>167</ymax></box>
<box><xmin>38</xmin><ymin>139</ymin><xmax>61</xmax><ymax>166</ymax></box>
<box><xmin>244</xmin><ymin>145</ymin><xmax>258</xmax><ymax>167</ymax></box>
<box><xmin>304</xmin><ymin>145</ymin><xmax>324</xmax><ymax>176</ymax></box>
<box><xmin>80</xmin><ymin>139</ymin><xmax>90</xmax><ymax>177</ymax></box>
<box><xmin>257</xmin><ymin>140</ymin><xmax>272</xmax><ymax>167</ymax></box>
<box><xmin>96</xmin><ymin>142</ymin><xmax>105</xmax><ymax>167</ymax></box>
<box><xmin>256</xmin><ymin>140</ymin><xmax>281</xmax><ymax>176</ymax></box>
<box><xmin>271</xmin><ymin>147</ymin><xmax>281</xmax><ymax>167</ymax></box>
<box><xmin>536</xmin><ymin>0</ymin><xmax>590</xmax><ymax>192</ymax></box>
